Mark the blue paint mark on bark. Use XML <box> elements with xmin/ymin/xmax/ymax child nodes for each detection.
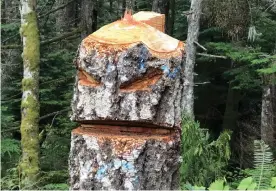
<box><xmin>138</xmin><ymin>47</ymin><xmax>148</xmax><ymax>73</ymax></box>
<box><xmin>113</xmin><ymin>159</ymin><xmax>122</xmax><ymax>169</ymax></box>
<box><xmin>161</xmin><ymin>65</ymin><xmax>170</xmax><ymax>74</ymax></box>
<box><xmin>161</xmin><ymin>65</ymin><xmax>181</xmax><ymax>79</ymax></box>
<box><xmin>96</xmin><ymin>164</ymin><xmax>108</xmax><ymax>180</ymax></box>
<box><xmin>106</xmin><ymin>61</ymin><xmax>112</xmax><ymax>73</ymax></box>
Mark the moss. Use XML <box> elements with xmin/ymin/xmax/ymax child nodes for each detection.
<box><xmin>22</xmin><ymin>78</ymin><xmax>38</xmax><ymax>91</ymax></box>
<box><xmin>20</xmin><ymin>11</ymin><xmax>40</xmax><ymax>72</ymax></box>
<box><xmin>20</xmin><ymin>95</ymin><xmax>40</xmax><ymax>189</ymax></box>
<box><xmin>19</xmin><ymin>6</ymin><xmax>40</xmax><ymax>189</ymax></box>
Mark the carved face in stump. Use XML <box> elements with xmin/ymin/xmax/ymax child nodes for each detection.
<box><xmin>71</xmin><ymin>14</ymin><xmax>185</xmax><ymax>128</ymax></box>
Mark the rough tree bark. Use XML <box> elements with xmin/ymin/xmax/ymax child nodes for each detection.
<box><xmin>181</xmin><ymin>0</ymin><xmax>203</xmax><ymax>118</ymax></box>
<box><xmin>126</xmin><ymin>0</ymin><xmax>134</xmax><ymax>10</ymax></box>
<box><xmin>56</xmin><ymin>0</ymin><xmax>76</xmax><ymax>33</ymax></box>
<box><xmin>69</xmin><ymin>126</ymin><xmax>180</xmax><ymax>190</ymax></box>
<box><xmin>71</xmin><ymin>43</ymin><xmax>183</xmax><ymax>128</ymax></box>
<box><xmin>168</xmin><ymin>0</ymin><xmax>175</xmax><ymax>36</ymax></box>
<box><xmin>69</xmin><ymin>13</ymin><xmax>185</xmax><ymax>190</ymax></box>
<box><xmin>19</xmin><ymin>0</ymin><xmax>40</xmax><ymax>188</ymax></box>
<box><xmin>152</xmin><ymin>0</ymin><xmax>170</xmax><ymax>33</ymax></box>
<box><xmin>152</xmin><ymin>0</ymin><xmax>168</xmax><ymax>14</ymax></box>
<box><xmin>261</xmin><ymin>84</ymin><xmax>275</xmax><ymax>147</ymax></box>
<box><xmin>122</xmin><ymin>0</ymin><xmax>134</xmax><ymax>14</ymax></box>
<box><xmin>80</xmin><ymin>0</ymin><xmax>97</xmax><ymax>38</ymax></box>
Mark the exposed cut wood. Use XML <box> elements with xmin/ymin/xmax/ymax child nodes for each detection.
<box><xmin>78</xmin><ymin>70</ymin><xmax>101</xmax><ymax>87</ymax></box>
<box><xmin>133</xmin><ymin>11</ymin><xmax>165</xmax><ymax>32</ymax></box>
<box><xmin>119</xmin><ymin>69</ymin><xmax>163</xmax><ymax>92</ymax></box>
<box><xmin>82</xmin><ymin>11</ymin><xmax>184</xmax><ymax>57</ymax></box>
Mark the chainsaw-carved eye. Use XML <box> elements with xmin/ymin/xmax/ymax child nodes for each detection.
<box><xmin>119</xmin><ymin>69</ymin><xmax>163</xmax><ymax>92</ymax></box>
<box><xmin>78</xmin><ymin>68</ymin><xmax>163</xmax><ymax>92</ymax></box>
<box><xmin>78</xmin><ymin>70</ymin><xmax>101</xmax><ymax>87</ymax></box>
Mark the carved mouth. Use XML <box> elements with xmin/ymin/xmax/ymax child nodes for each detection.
<box><xmin>78</xmin><ymin>119</ymin><xmax>171</xmax><ymax>128</ymax></box>
<box><xmin>80</xmin><ymin>123</ymin><xmax>173</xmax><ymax>136</ymax></box>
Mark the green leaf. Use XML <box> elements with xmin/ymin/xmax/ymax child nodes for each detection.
<box><xmin>208</xmin><ymin>180</ymin><xmax>225</xmax><ymax>190</ymax></box>
<box><xmin>238</xmin><ymin>177</ymin><xmax>254</xmax><ymax>190</ymax></box>
<box><xmin>193</xmin><ymin>185</ymin><xmax>206</xmax><ymax>190</ymax></box>
<box><xmin>223</xmin><ymin>185</ymin><xmax>230</xmax><ymax>191</ymax></box>
<box><xmin>271</xmin><ymin>177</ymin><xmax>276</xmax><ymax>188</ymax></box>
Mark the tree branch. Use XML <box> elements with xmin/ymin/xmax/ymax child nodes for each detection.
<box><xmin>2</xmin><ymin>28</ymin><xmax>83</xmax><ymax>49</ymax></box>
<box><xmin>1</xmin><ymin>108</ymin><xmax>71</xmax><ymax>133</ymax></box>
<box><xmin>2</xmin><ymin>44</ymin><xmax>21</xmax><ymax>49</ymax></box>
<box><xmin>196</xmin><ymin>52</ymin><xmax>227</xmax><ymax>59</ymax></box>
<box><xmin>41</xmin><ymin>28</ymin><xmax>83</xmax><ymax>46</ymax></box>
<box><xmin>38</xmin><ymin>0</ymin><xmax>75</xmax><ymax>18</ymax></box>
<box><xmin>1</xmin><ymin>127</ymin><xmax>21</xmax><ymax>133</ymax></box>
<box><xmin>194</xmin><ymin>41</ymin><xmax>207</xmax><ymax>51</ymax></box>
<box><xmin>39</xmin><ymin>108</ymin><xmax>70</xmax><ymax>120</ymax></box>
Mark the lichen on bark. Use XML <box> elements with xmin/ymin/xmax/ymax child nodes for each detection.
<box><xmin>19</xmin><ymin>4</ymin><xmax>40</xmax><ymax>189</ymax></box>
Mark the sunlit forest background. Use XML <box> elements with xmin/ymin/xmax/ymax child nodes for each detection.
<box><xmin>1</xmin><ymin>0</ymin><xmax>276</xmax><ymax>189</ymax></box>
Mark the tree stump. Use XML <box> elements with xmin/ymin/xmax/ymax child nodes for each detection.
<box><xmin>69</xmin><ymin>126</ymin><xmax>180</xmax><ymax>190</ymax></box>
<box><xmin>69</xmin><ymin>11</ymin><xmax>185</xmax><ymax>190</ymax></box>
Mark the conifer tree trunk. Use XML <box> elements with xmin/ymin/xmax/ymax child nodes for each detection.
<box><xmin>122</xmin><ymin>0</ymin><xmax>133</xmax><ymax>14</ymax></box>
<box><xmin>19</xmin><ymin>0</ymin><xmax>40</xmax><ymax>188</ymax></box>
<box><xmin>152</xmin><ymin>0</ymin><xmax>169</xmax><ymax>33</ymax></box>
<box><xmin>80</xmin><ymin>0</ymin><xmax>97</xmax><ymax>38</ymax></box>
<box><xmin>152</xmin><ymin>0</ymin><xmax>168</xmax><ymax>14</ymax></box>
<box><xmin>168</xmin><ymin>0</ymin><xmax>175</xmax><ymax>36</ymax></box>
<box><xmin>181</xmin><ymin>0</ymin><xmax>202</xmax><ymax>118</ymax></box>
<box><xmin>261</xmin><ymin>84</ymin><xmax>275</xmax><ymax>147</ymax></box>
<box><xmin>222</xmin><ymin>82</ymin><xmax>241</xmax><ymax>131</ymax></box>
<box><xmin>56</xmin><ymin>0</ymin><xmax>76</xmax><ymax>33</ymax></box>
<box><xmin>126</xmin><ymin>0</ymin><xmax>133</xmax><ymax>10</ymax></box>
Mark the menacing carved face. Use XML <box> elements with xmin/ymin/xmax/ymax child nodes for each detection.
<box><xmin>71</xmin><ymin>15</ymin><xmax>185</xmax><ymax>129</ymax></box>
<box><xmin>71</xmin><ymin>42</ymin><xmax>184</xmax><ymax>129</ymax></box>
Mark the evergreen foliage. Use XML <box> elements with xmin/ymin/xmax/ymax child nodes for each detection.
<box><xmin>187</xmin><ymin>140</ymin><xmax>276</xmax><ymax>190</ymax></box>
<box><xmin>180</xmin><ymin>117</ymin><xmax>231</xmax><ymax>188</ymax></box>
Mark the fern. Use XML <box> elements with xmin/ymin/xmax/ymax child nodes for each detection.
<box><xmin>0</xmin><ymin>168</ymin><xmax>20</xmax><ymax>190</ymax></box>
<box><xmin>1</xmin><ymin>138</ymin><xmax>21</xmax><ymax>158</ymax></box>
<box><xmin>251</xmin><ymin>140</ymin><xmax>274</xmax><ymax>189</ymax></box>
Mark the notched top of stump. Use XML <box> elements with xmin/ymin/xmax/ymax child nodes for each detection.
<box><xmin>82</xmin><ymin>11</ymin><xmax>185</xmax><ymax>59</ymax></box>
<box><xmin>132</xmin><ymin>11</ymin><xmax>165</xmax><ymax>32</ymax></box>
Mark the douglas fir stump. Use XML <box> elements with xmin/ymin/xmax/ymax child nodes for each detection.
<box><xmin>69</xmin><ymin>11</ymin><xmax>185</xmax><ymax>190</ymax></box>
